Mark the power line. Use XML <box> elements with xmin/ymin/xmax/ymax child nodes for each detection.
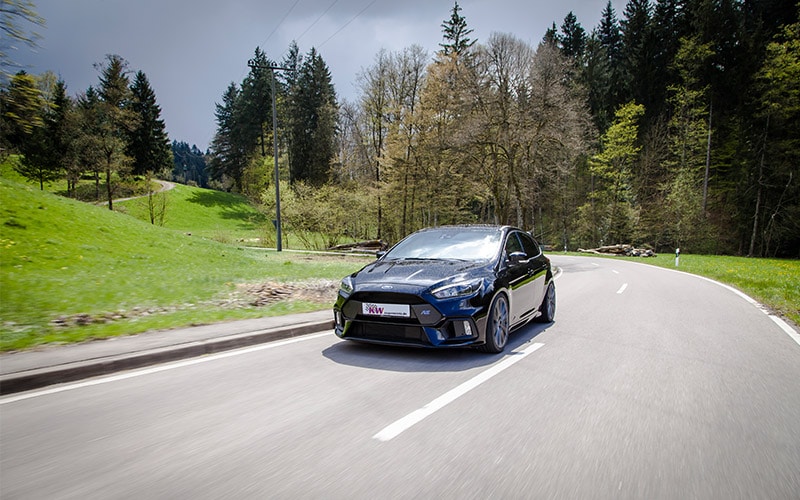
<box><xmin>250</xmin><ymin>0</ymin><xmax>380</xmax><ymax>65</ymax></box>
<box><xmin>261</xmin><ymin>0</ymin><xmax>301</xmax><ymax>49</ymax></box>
<box><xmin>318</xmin><ymin>0</ymin><xmax>379</xmax><ymax>48</ymax></box>
<box><xmin>295</xmin><ymin>0</ymin><xmax>340</xmax><ymax>43</ymax></box>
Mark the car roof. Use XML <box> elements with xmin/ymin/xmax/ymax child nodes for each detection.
<box><xmin>414</xmin><ymin>224</ymin><xmax>517</xmax><ymax>233</ymax></box>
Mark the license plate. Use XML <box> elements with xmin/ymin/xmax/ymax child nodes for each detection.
<box><xmin>362</xmin><ymin>302</ymin><xmax>410</xmax><ymax>318</ymax></box>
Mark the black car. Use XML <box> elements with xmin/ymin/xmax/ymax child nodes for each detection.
<box><xmin>333</xmin><ymin>225</ymin><xmax>555</xmax><ymax>353</ymax></box>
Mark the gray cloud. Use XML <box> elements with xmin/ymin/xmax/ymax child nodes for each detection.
<box><xmin>16</xmin><ymin>0</ymin><xmax>624</xmax><ymax>149</ymax></box>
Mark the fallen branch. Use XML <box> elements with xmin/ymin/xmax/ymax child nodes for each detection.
<box><xmin>328</xmin><ymin>240</ymin><xmax>388</xmax><ymax>253</ymax></box>
<box><xmin>577</xmin><ymin>244</ymin><xmax>656</xmax><ymax>257</ymax></box>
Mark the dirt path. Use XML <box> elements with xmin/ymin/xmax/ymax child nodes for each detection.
<box><xmin>106</xmin><ymin>180</ymin><xmax>176</xmax><ymax>204</ymax></box>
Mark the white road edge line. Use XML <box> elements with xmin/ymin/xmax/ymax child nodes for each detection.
<box><xmin>0</xmin><ymin>331</ymin><xmax>333</xmax><ymax>405</ymax></box>
<box><xmin>373</xmin><ymin>342</ymin><xmax>545</xmax><ymax>442</ymax></box>
<box><xmin>616</xmin><ymin>283</ymin><xmax>628</xmax><ymax>294</ymax></box>
<box><xmin>663</xmin><ymin>267</ymin><xmax>800</xmax><ymax>347</ymax></box>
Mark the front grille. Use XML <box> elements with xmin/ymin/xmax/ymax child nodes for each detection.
<box><xmin>348</xmin><ymin>322</ymin><xmax>427</xmax><ymax>345</ymax></box>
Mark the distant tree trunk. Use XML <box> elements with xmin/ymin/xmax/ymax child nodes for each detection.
<box><xmin>702</xmin><ymin>101</ymin><xmax>712</xmax><ymax>215</ymax></box>
<box><xmin>106</xmin><ymin>166</ymin><xmax>113</xmax><ymax>211</ymax></box>
<box><xmin>749</xmin><ymin>120</ymin><xmax>767</xmax><ymax>257</ymax></box>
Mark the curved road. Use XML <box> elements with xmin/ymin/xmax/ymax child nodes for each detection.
<box><xmin>2</xmin><ymin>256</ymin><xmax>799</xmax><ymax>498</ymax></box>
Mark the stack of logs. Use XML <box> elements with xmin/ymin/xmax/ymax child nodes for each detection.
<box><xmin>577</xmin><ymin>244</ymin><xmax>656</xmax><ymax>257</ymax></box>
<box><xmin>328</xmin><ymin>240</ymin><xmax>388</xmax><ymax>254</ymax></box>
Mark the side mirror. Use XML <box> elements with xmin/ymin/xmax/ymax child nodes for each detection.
<box><xmin>508</xmin><ymin>251</ymin><xmax>527</xmax><ymax>265</ymax></box>
<box><xmin>376</xmin><ymin>250</ymin><xmax>386</xmax><ymax>259</ymax></box>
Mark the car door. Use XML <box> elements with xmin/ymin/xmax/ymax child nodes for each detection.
<box><xmin>517</xmin><ymin>231</ymin><xmax>547</xmax><ymax>312</ymax></box>
<box><xmin>503</xmin><ymin>231</ymin><xmax>537</xmax><ymax>323</ymax></box>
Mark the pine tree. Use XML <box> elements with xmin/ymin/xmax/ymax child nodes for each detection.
<box><xmin>93</xmin><ymin>54</ymin><xmax>137</xmax><ymax>209</ymax></box>
<box><xmin>559</xmin><ymin>12</ymin><xmax>587</xmax><ymax>60</ymax></box>
<box><xmin>208</xmin><ymin>83</ymin><xmax>246</xmax><ymax>190</ymax></box>
<box><xmin>240</xmin><ymin>47</ymin><xmax>274</xmax><ymax>158</ymax></box>
<box><xmin>73</xmin><ymin>86</ymin><xmax>105</xmax><ymax>199</ymax></box>
<box><xmin>48</xmin><ymin>80</ymin><xmax>75</xmax><ymax>179</ymax></box>
<box><xmin>621</xmin><ymin>0</ymin><xmax>659</xmax><ymax>117</ymax></box>
<box><xmin>26</xmin><ymin>78</ymin><xmax>74</xmax><ymax>190</ymax></box>
<box><xmin>288</xmin><ymin>48</ymin><xmax>337</xmax><ymax>186</ymax></box>
<box><xmin>1</xmin><ymin>71</ymin><xmax>43</xmax><ymax>141</ymax></box>
<box><xmin>2</xmin><ymin>71</ymin><xmax>62</xmax><ymax>189</ymax></box>
<box><xmin>583</xmin><ymin>31</ymin><xmax>613</xmax><ymax>132</ymax></box>
<box><xmin>598</xmin><ymin>1</ymin><xmax>625</xmax><ymax>120</ymax></box>
<box><xmin>543</xmin><ymin>23</ymin><xmax>559</xmax><ymax>47</ymax></box>
<box><xmin>172</xmin><ymin>140</ymin><xmax>208</xmax><ymax>187</ymax></box>
<box><xmin>439</xmin><ymin>2</ymin><xmax>476</xmax><ymax>56</ymax></box>
<box><xmin>128</xmin><ymin>70</ymin><xmax>172</xmax><ymax>176</ymax></box>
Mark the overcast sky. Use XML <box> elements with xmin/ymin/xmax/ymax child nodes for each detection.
<box><xmin>15</xmin><ymin>0</ymin><xmax>624</xmax><ymax>150</ymax></box>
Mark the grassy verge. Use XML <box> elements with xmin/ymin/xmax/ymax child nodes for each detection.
<box><xmin>0</xmin><ymin>176</ymin><xmax>367</xmax><ymax>351</ymax></box>
<box><xmin>567</xmin><ymin>252</ymin><xmax>800</xmax><ymax>326</ymax></box>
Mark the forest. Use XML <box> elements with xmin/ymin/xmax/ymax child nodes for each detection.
<box><xmin>2</xmin><ymin>0</ymin><xmax>798</xmax><ymax>257</ymax></box>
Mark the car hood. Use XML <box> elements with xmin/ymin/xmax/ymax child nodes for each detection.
<box><xmin>353</xmin><ymin>259</ymin><xmax>490</xmax><ymax>290</ymax></box>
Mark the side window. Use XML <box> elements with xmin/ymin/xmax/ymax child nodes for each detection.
<box><xmin>519</xmin><ymin>232</ymin><xmax>541</xmax><ymax>258</ymax></box>
<box><xmin>504</xmin><ymin>232</ymin><xmax>524</xmax><ymax>257</ymax></box>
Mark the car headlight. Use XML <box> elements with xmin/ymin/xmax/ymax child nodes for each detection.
<box><xmin>339</xmin><ymin>276</ymin><xmax>354</xmax><ymax>297</ymax></box>
<box><xmin>431</xmin><ymin>279</ymin><xmax>482</xmax><ymax>299</ymax></box>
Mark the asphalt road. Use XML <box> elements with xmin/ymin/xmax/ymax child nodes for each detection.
<box><xmin>2</xmin><ymin>256</ymin><xmax>799</xmax><ymax>499</ymax></box>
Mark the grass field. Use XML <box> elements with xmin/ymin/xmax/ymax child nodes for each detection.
<box><xmin>0</xmin><ymin>174</ymin><xmax>367</xmax><ymax>351</ymax></box>
<box><xmin>1</xmin><ymin>161</ymin><xmax>797</xmax><ymax>351</ymax></box>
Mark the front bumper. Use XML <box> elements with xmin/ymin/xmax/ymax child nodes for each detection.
<box><xmin>333</xmin><ymin>292</ymin><xmax>488</xmax><ymax>348</ymax></box>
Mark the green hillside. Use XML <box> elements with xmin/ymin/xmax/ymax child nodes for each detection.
<box><xmin>118</xmin><ymin>183</ymin><xmax>268</xmax><ymax>242</ymax></box>
<box><xmin>0</xmin><ymin>176</ymin><xmax>364</xmax><ymax>350</ymax></box>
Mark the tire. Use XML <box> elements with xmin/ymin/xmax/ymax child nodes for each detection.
<box><xmin>535</xmin><ymin>282</ymin><xmax>556</xmax><ymax>323</ymax></box>
<box><xmin>480</xmin><ymin>293</ymin><xmax>509</xmax><ymax>353</ymax></box>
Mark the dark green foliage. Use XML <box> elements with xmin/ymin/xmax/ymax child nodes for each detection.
<box><xmin>207</xmin><ymin>48</ymin><xmax>285</xmax><ymax>193</ymax></box>
<box><xmin>594</xmin><ymin>1</ymin><xmax>625</xmax><ymax>131</ymax></box>
<box><xmin>239</xmin><ymin>47</ymin><xmax>275</xmax><ymax>158</ymax></box>
<box><xmin>559</xmin><ymin>12</ymin><xmax>587</xmax><ymax>60</ymax></box>
<box><xmin>440</xmin><ymin>1</ymin><xmax>476</xmax><ymax>56</ymax></box>
<box><xmin>172</xmin><ymin>141</ymin><xmax>208</xmax><ymax>187</ymax></box>
<box><xmin>128</xmin><ymin>71</ymin><xmax>172</xmax><ymax>176</ymax></box>
<box><xmin>621</xmin><ymin>0</ymin><xmax>662</xmax><ymax>118</ymax></box>
<box><xmin>1</xmin><ymin>72</ymin><xmax>51</xmax><ymax>187</ymax></box>
<box><xmin>91</xmin><ymin>54</ymin><xmax>138</xmax><ymax>209</ymax></box>
<box><xmin>287</xmin><ymin>48</ymin><xmax>337</xmax><ymax>186</ymax></box>
<box><xmin>208</xmin><ymin>83</ymin><xmax>247</xmax><ymax>190</ymax></box>
<box><xmin>1</xmin><ymin>52</ymin><xmax>173</xmax><ymax>202</ymax></box>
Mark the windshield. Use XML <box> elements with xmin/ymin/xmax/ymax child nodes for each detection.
<box><xmin>384</xmin><ymin>227</ymin><xmax>503</xmax><ymax>262</ymax></box>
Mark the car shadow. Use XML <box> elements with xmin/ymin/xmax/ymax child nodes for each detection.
<box><xmin>321</xmin><ymin>322</ymin><xmax>551</xmax><ymax>373</ymax></box>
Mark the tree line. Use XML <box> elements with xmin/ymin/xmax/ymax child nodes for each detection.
<box><xmin>207</xmin><ymin>44</ymin><xmax>337</xmax><ymax>196</ymax></box>
<box><xmin>207</xmin><ymin>0</ymin><xmax>798</xmax><ymax>257</ymax></box>
<box><xmin>1</xmin><ymin>55</ymin><xmax>173</xmax><ymax>209</ymax></box>
<box><xmin>2</xmin><ymin>1</ymin><xmax>797</xmax><ymax>257</ymax></box>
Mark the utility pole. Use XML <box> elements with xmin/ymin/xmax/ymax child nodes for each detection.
<box><xmin>248</xmin><ymin>58</ymin><xmax>290</xmax><ymax>251</ymax></box>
